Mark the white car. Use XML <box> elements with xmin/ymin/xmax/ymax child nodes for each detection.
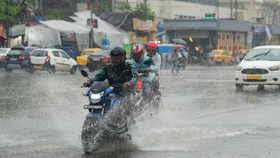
<box><xmin>0</xmin><ymin>48</ymin><xmax>11</xmax><ymax>68</ymax></box>
<box><xmin>27</xmin><ymin>48</ymin><xmax>77</xmax><ymax>74</ymax></box>
<box><xmin>235</xmin><ymin>45</ymin><xmax>280</xmax><ymax>91</ymax></box>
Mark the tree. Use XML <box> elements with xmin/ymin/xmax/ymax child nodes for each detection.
<box><xmin>93</xmin><ymin>1</ymin><xmax>110</xmax><ymax>16</ymax></box>
<box><xmin>36</xmin><ymin>0</ymin><xmax>77</xmax><ymax>22</ymax></box>
<box><xmin>0</xmin><ymin>0</ymin><xmax>22</xmax><ymax>25</ymax></box>
<box><xmin>133</xmin><ymin>3</ymin><xmax>154</xmax><ymax>20</ymax></box>
<box><xmin>0</xmin><ymin>0</ymin><xmax>37</xmax><ymax>25</ymax></box>
<box><xmin>115</xmin><ymin>2</ymin><xmax>154</xmax><ymax>20</ymax></box>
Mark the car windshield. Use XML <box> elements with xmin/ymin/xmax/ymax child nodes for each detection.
<box><xmin>244</xmin><ymin>48</ymin><xmax>280</xmax><ymax>61</ymax></box>
<box><xmin>211</xmin><ymin>51</ymin><xmax>220</xmax><ymax>55</ymax></box>
<box><xmin>31</xmin><ymin>50</ymin><xmax>48</xmax><ymax>57</ymax></box>
<box><xmin>83</xmin><ymin>51</ymin><xmax>99</xmax><ymax>55</ymax></box>
<box><xmin>24</xmin><ymin>48</ymin><xmax>36</xmax><ymax>55</ymax></box>
<box><xmin>7</xmin><ymin>49</ymin><xmax>24</xmax><ymax>55</ymax></box>
<box><xmin>0</xmin><ymin>49</ymin><xmax>8</xmax><ymax>54</ymax></box>
<box><xmin>91</xmin><ymin>50</ymin><xmax>109</xmax><ymax>56</ymax></box>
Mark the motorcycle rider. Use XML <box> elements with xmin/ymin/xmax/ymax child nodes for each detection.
<box><xmin>146</xmin><ymin>41</ymin><xmax>161</xmax><ymax>95</ymax></box>
<box><xmin>131</xmin><ymin>44</ymin><xmax>155</xmax><ymax>102</ymax></box>
<box><xmin>83</xmin><ymin>46</ymin><xmax>138</xmax><ymax>105</ymax></box>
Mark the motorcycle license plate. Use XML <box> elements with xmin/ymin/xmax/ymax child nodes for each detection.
<box><xmin>34</xmin><ymin>66</ymin><xmax>42</xmax><ymax>69</ymax></box>
<box><xmin>84</xmin><ymin>105</ymin><xmax>103</xmax><ymax>109</ymax></box>
<box><xmin>247</xmin><ymin>75</ymin><xmax>262</xmax><ymax>79</ymax></box>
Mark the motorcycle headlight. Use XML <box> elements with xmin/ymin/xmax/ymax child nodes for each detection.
<box><xmin>236</xmin><ymin>65</ymin><xmax>242</xmax><ymax>71</ymax></box>
<box><xmin>90</xmin><ymin>91</ymin><xmax>104</xmax><ymax>103</ymax></box>
<box><xmin>269</xmin><ymin>65</ymin><xmax>280</xmax><ymax>71</ymax></box>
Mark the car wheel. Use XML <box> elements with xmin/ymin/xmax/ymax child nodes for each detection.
<box><xmin>257</xmin><ymin>85</ymin><xmax>264</xmax><ymax>92</ymax></box>
<box><xmin>78</xmin><ymin>65</ymin><xmax>83</xmax><ymax>70</ymax></box>
<box><xmin>25</xmin><ymin>64</ymin><xmax>34</xmax><ymax>74</ymax></box>
<box><xmin>89</xmin><ymin>68</ymin><xmax>95</xmax><ymax>72</ymax></box>
<box><xmin>5</xmin><ymin>68</ymin><xmax>12</xmax><ymax>72</ymax></box>
<box><xmin>48</xmin><ymin>65</ymin><xmax>56</xmax><ymax>74</ymax></box>
<box><xmin>235</xmin><ymin>84</ymin><xmax>243</xmax><ymax>92</ymax></box>
<box><xmin>70</xmin><ymin>66</ymin><xmax>77</xmax><ymax>75</ymax></box>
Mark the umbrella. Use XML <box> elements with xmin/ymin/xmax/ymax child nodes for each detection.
<box><xmin>172</xmin><ymin>45</ymin><xmax>185</xmax><ymax>50</ymax></box>
<box><xmin>0</xmin><ymin>33</ymin><xmax>6</xmax><ymax>43</ymax></box>
<box><xmin>172</xmin><ymin>38</ymin><xmax>186</xmax><ymax>45</ymax></box>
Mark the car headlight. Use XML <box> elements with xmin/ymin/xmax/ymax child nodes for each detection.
<box><xmin>236</xmin><ymin>65</ymin><xmax>242</xmax><ymax>71</ymax></box>
<box><xmin>269</xmin><ymin>65</ymin><xmax>280</xmax><ymax>71</ymax></box>
<box><xmin>90</xmin><ymin>91</ymin><xmax>104</xmax><ymax>103</ymax></box>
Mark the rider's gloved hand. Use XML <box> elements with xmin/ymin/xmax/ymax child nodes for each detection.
<box><xmin>123</xmin><ymin>82</ymin><xmax>131</xmax><ymax>88</ymax></box>
<box><xmin>145</xmin><ymin>68</ymin><xmax>152</xmax><ymax>72</ymax></box>
<box><xmin>83</xmin><ymin>82</ymin><xmax>91</xmax><ymax>87</ymax></box>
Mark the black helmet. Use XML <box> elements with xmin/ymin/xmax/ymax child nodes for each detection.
<box><xmin>110</xmin><ymin>46</ymin><xmax>126</xmax><ymax>66</ymax></box>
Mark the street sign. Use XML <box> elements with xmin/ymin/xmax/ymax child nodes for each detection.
<box><xmin>205</xmin><ymin>13</ymin><xmax>215</xmax><ymax>19</ymax></box>
<box><xmin>87</xmin><ymin>19</ymin><xmax>98</xmax><ymax>28</ymax></box>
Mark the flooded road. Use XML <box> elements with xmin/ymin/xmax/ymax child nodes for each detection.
<box><xmin>1</xmin><ymin>66</ymin><xmax>280</xmax><ymax>158</ymax></box>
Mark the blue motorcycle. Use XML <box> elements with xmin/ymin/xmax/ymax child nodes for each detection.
<box><xmin>80</xmin><ymin>70</ymin><xmax>136</xmax><ymax>154</ymax></box>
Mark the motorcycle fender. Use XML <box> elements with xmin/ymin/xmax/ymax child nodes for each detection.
<box><xmin>86</xmin><ymin>112</ymin><xmax>102</xmax><ymax>119</ymax></box>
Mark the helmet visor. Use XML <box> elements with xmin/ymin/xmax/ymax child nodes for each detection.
<box><xmin>132</xmin><ymin>52</ymin><xmax>143</xmax><ymax>62</ymax></box>
<box><xmin>111</xmin><ymin>56</ymin><xmax>123</xmax><ymax>65</ymax></box>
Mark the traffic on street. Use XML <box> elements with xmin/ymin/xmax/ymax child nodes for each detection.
<box><xmin>1</xmin><ymin>65</ymin><xmax>280</xmax><ymax>157</ymax></box>
<box><xmin>2</xmin><ymin>0</ymin><xmax>280</xmax><ymax>157</ymax></box>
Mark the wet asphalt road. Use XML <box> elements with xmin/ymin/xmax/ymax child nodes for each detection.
<box><xmin>1</xmin><ymin>65</ymin><xmax>280</xmax><ymax>158</ymax></box>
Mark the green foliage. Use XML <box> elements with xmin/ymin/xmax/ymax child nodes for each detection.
<box><xmin>115</xmin><ymin>2</ymin><xmax>132</xmax><ymax>12</ymax></box>
<box><xmin>40</xmin><ymin>9</ymin><xmax>72</xmax><ymax>21</ymax></box>
<box><xmin>93</xmin><ymin>1</ymin><xmax>110</xmax><ymax>16</ymax></box>
<box><xmin>134</xmin><ymin>3</ymin><xmax>154</xmax><ymax>20</ymax></box>
<box><xmin>0</xmin><ymin>0</ymin><xmax>37</xmax><ymax>24</ymax></box>
<box><xmin>115</xmin><ymin>2</ymin><xmax>154</xmax><ymax>20</ymax></box>
<box><xmin>0</xmin><ymin>0</ymin><xmax>22</xmax><ymax>24</ymax></box>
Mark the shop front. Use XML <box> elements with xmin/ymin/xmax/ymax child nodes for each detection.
<box><xmin>131</xmin><ymin>18</ymin><xmax>158</xmax><ymax>44</ymax></box>
<box><xmin>164</xmin><ymin>19</ymin><xmax>252</xmax><ymax>56</ymax></box>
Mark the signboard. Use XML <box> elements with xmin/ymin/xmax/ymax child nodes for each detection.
<box><xmin>133</xmin><ymin>18</ymin><xmax>157</xmax><ymax>31</ymax></box>
<box><xmin>87</xmin><ymin>19</ymin><xmax>98</xmax><ymax>28</ymax></box>
<box><xmin>205</xmin><ymin>13</ymin><xmax>215</xmax><ymax>19</ymax></box>
<box><xmin>77</xmin><ymin>3</ymin><xmax>88</xmax><ymax>12</ymax></box>
<box><xmin>0</xmin><ymin>24</ymin><xmax>6</xmax><ymax>43</ymax></box>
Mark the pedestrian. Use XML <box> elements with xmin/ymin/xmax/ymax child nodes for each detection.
<box><xmin>171</xmin><ymin>49</ymin><xmax>179</xmax><ymax>73</ymax></box>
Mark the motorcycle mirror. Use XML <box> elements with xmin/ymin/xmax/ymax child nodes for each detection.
<box><xmin>81</xmin><ymin>70</ymin><xmax>89</xmax><ymax>78</ymax></box>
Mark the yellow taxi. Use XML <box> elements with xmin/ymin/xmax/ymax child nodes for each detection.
<box><xmin>76</xmin><ymin>48</ymin><xmax>102</xmax><ymax>69</ymax></box>
<box><xmin>209</xmin><ymin>49</ymin><xmax>232</xmax><ymax>65</ymax></box>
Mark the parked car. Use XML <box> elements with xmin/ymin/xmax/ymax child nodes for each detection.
<box><xmin>235</xmin><ymin>45</ymin><xmax>280</xmax><ymax>92</ymax></box>
<box><xmin>26</xmin><ymin>48</ymin><xmax>77</xmax><ymax>75</ymax></box>
<box><xmin>209</xmin><ymin>49</ymin><xmax>232</xmax><ymax>65</ymax></box>
<box><xmin>76</xmin><ymin>48</ymin><xmax>102</xmax><ymax>70</ymax></box>
<box><xmin>0</xmin><ymin>48</ymin><xmax>11</xmax><ymax>68</ymax></box>
<box><xmin>4</xmin><ymin>45</ymin><xmax>38</xmax><ymax>72</ymax></box>
<box><xmin>86</xmin><ymin>50</ymin><xmax>110</xmax><ymax>72</ymax></box>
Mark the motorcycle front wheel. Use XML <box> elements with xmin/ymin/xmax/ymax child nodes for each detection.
<box><xmin>151</xmin><ymin>95</ymin><xmax>163</xmax><ymax>111</ymax></box>
<box><xmin>81</xmin><ymin>117</ymin><xmax>99</xmax><ymax>154</ymax></box>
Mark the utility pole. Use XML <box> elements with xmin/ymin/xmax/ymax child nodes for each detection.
<box><xmin>235</xmin><ymin>0</ymin><xmax>237</xmax><ymax>20</ymax></box>
<box><xmin>230</xmin><ymin>0</ymin><xmax>233</xmax><ymax>19</ymax></box>
<box><xmin>216</xmin><ymin>0</ymin><xmax>219</xmax><ymax>19</ymax></box>
<box><xmin>90</xmin><ymin>0</ymin><xmax>93</xmax><ymax>48</ymax></box>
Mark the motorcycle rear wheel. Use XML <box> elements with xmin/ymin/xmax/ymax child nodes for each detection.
<box><xmin>81</xmin><ymin>117</ymin><xmax>99</xmax><ymax>154</ymax></box>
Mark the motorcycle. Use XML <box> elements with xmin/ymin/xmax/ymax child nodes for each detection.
<box><xmin>136</xmin><ymin>70</ymin><xmax>163</xmax><ymax>113</ymax></box>
<box><xmin>80</xmin><ymin>70</ymin><xmax>142</xmax><ymax>154</ymax></box>
<box><xmin>177</xmin><ymin>58</ymin><xmax>187</xmax><ymax>70</ymax></box>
